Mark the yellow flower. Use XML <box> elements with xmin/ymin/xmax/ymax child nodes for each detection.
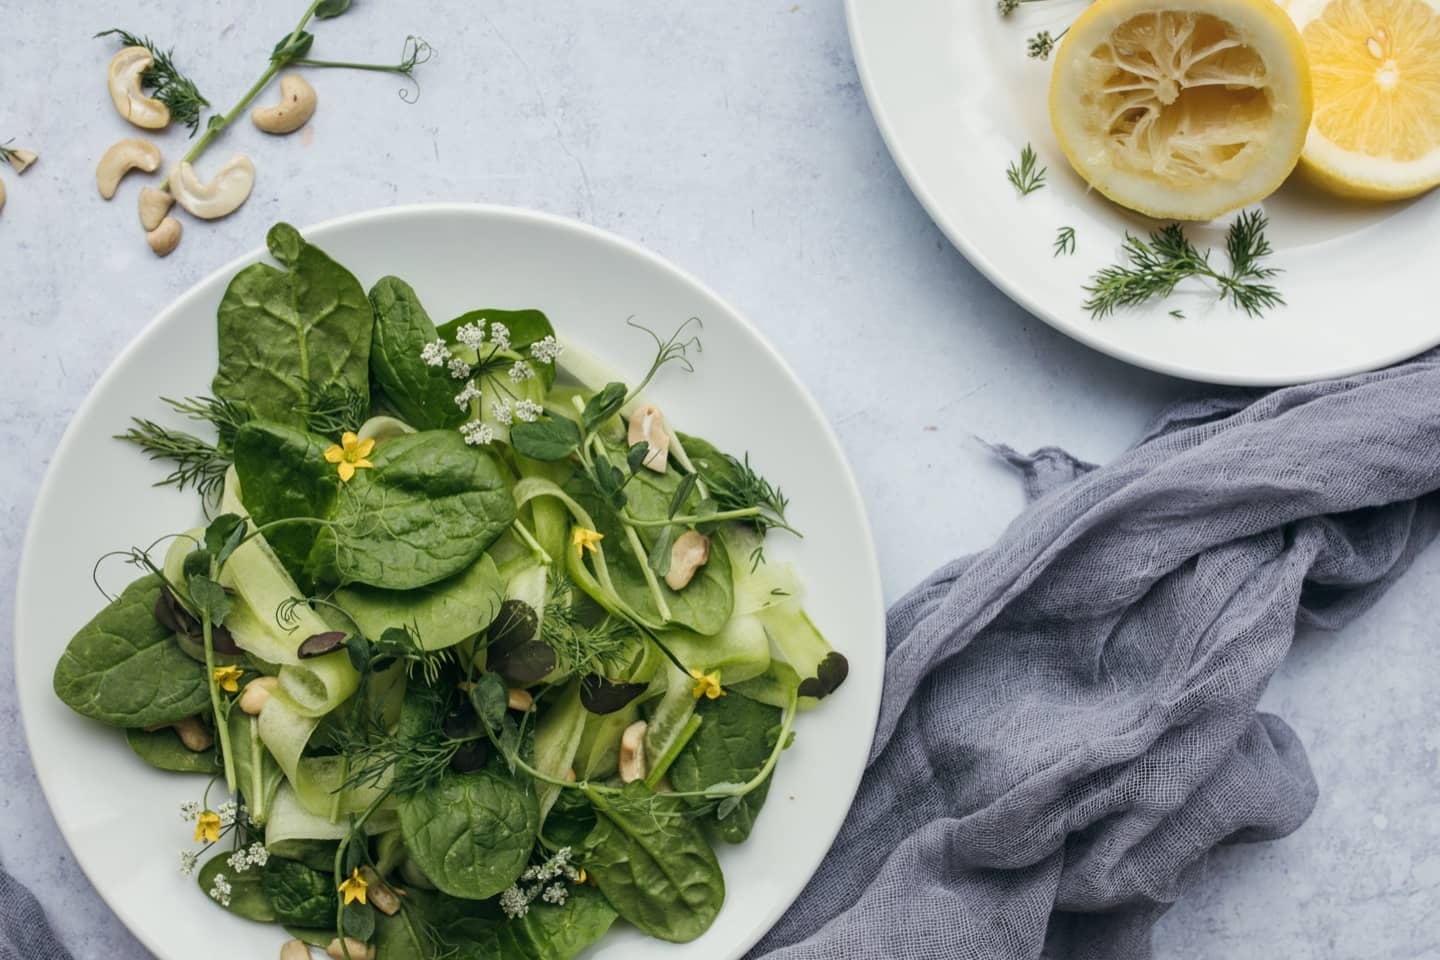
<box><xmin>213</xmin><ymin>665</ymin><xmax>244</xmax><ymax>693</ymax></box>
<box><xmin>690</xmin><ymin>668</ymin><xmax>725</xmax><ymax>700</ymax></box>
<box><xmin>323</xmin><ymin>431</ymin><xmax>376</xmax><ymax>483</ymax></box>
<box><xmin>338</xmin><ymin>867</ymin><xmax>369</xmax><ymax>906</ymax></box>
<box><xmin>194</xmin><ymin>810</ymin><xmax>221</xmax><ymax>844</ymax></box>
<box><xmin>572</xmin><ymin>526</ymin><xmax>604</xmax><ymax>558</ymax></box>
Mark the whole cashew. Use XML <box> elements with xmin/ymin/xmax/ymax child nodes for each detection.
<box><xmin>147</xmin><ymin>217</ymin><xmax>182</xmax><ymax>258</ymax></box>
<box><xmin>170</xmin><ymin>155</ymin><xmax>256</xmax><ymax>219</ymax></box>
<box><xmin>96</xmin><ymin>138</ymin><xmax>161</xmax><ymax>200</ymax></box>
<box><xmin>252</xmin><ymin>74</ymin><xmax>318</xmax><ymax>135</ymax></box>
<box><xmin>238</xmin><ymin>676</ymin><xmax>278</xmax><ymax>715</ymax></box>
<box><xmin>108</xmin><ymin>47</ymin><xmax>171</xmax><ymax>130</ymax></box>
<box><xmin>138</xmin><ymin>187</ymin><xmax>175</xmax><ymax>231</ymax></box>
<box><xmin>5</xmin><ymin>149</ymin><xmax>36</xmax><ymax>175</ymax></box>
<box><xmin>326</xmin><ymin>939</ymin><xmax>375</xmax><ymax>960</ymax></box>
<box><xmin>627</xmin><ymin>406</ymin><xmax>671</xmax><ymax>473</ymax></box>
<box><xmin>665</xmin><ymin>530</ymin><xmax>711</xmax><ymax>591</ymax></box>
<box><xmin>279</xmin><ymin>940</ymin><xmax>311</xmax><ymax>960</ymax></box>
<box><xmin>619</xmin><ymin>720</ymin><xmax>649</xmax><ymax>784</ymax></box>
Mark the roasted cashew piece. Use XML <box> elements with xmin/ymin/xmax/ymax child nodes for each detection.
<box><xmin>96</xmin><ymin>138</ymin><xmax>161</xmax><ymax>199</ymax></box>
<box><xmin>252</xmin><ymin>74</ymin><xmax>318</xmax><ymax>134</ymax></box>
<box><xmin>108</xmin><ymin>47</ymin><xmax>171</xmax><ymax>129</ymax></box>
<box><xmin>139</xmin><ymin>187</ymin><xmax>175</xmax><ymax>231</ymax></box>
<box><xmin>147</xmin><ymin>217</ymin><xmax>183</xmax><ymax>257</ymax></box>
<box><xmin>170</xmin><ymin>155</ymin><xmax>255</xmax><ymax>219</ymax></box>
<box><xmin>619</xmin><ymin>720</ymin><xmax>649</xmax><ymax>784</ymax></box>
<box><xmin>665</xmin><ymin>530</ymin><xmax>711</xmax><ymax>591</ymax></box>
<box><xmin>5</xmin><ymin>148</ymin><xmax>36</xmax><ymax>175</ymax></box>
<box><xmin>279</xmin><ymin>941</ymin><xmax>312</xmax><ymax>960</ymax></box>
<box><xmin>627</xmin><ymin>405</ymin><xmax>671</xmax><ymax>473</ymax></box>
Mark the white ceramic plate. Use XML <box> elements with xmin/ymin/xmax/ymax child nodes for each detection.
<box><xmin>846</xmin><ymin>0</ymin><xmax>1440</xmax><ymax>385</ymax></box>
<box><xmin>14</xmin><ymin>205</ymin><xmax>883</xmax><ymax>960</ymax></box>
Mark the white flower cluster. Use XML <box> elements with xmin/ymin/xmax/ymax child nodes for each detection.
<box><xmin>530</xmin><ymin>335</ymin><xmax>564</xmax><ymax>364</ymax></box>
<box><xmin>489</xmin><ymin>398</ymin><xmax>542</xmax><ymax>426</ymax></box>
<box><xmin>178</xmin><ymin>850</ymin><xmax>199</xmax><ymax>876</ymax></box>
<box><xmin>461</xmin><ymin>420</ymin><xmax>495</xmax><ymax>447</ymax></box>
<box><xmin>448</xmin><ymin>357</ymin><xmax>472</xmax><ymax>380</ymax></box>
<box><xmin>226</xmin><ymin>842</ymin><xmax>270</xmax><ymax>874</ymax></box>
<box><xmin>454</xmin><ymin>319</ymin><xmax>511</xmax><ymax>354</ymax></box>
<box><xmin>508</xmin><ymin>360</ymin><xmax>535</xmax><ymax>383</ymax></box>
<box><xmin>515</xmin><ymin>399</ymin><xmax>543</xmax><ymax>422</ymax></box>
<box><xmin>420</xmin><ymin>339</ymin><xmax>451</xmax><ymax>368</ymax></box>
<box><xmin>498</xmin><ymin>847</ymin><xmax>583</xmax><ymax>919</ymax></box>
<box><xmin>179</xmin><ymin>801</ymin><xmax>200</xmax><ymax>822</ymax></box>
<box><xmin>454</xmin><ymin>380</ymin><xmax>483</xmax><ymax>410</ymax></box>
<box><xmin>208</xmin><ymin>873</ymin><xmax>233</xmax><ymax>908</ymax></box>
<box><xmin>217</xmin><ymin>801</ymin><xmax>242</xmax><ymax>828</ymax></box>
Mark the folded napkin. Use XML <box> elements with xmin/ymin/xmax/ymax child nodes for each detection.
<box><xmin>0</xmin><ymin>864</ymin><xmax>71</xmax><ymax>960</ymax></box>
<box><xmin>754</xmin><ymin>357</ymin><xmax>1440</xmax><ymax>959</ymax></box>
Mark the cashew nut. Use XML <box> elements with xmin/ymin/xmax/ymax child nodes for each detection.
<box><xmin>170</xmin><ymin>155</ymin><xmax>255</xmax><ymax>220</ymax></box>
<box><xmin>280</xmin><ymin>940</ymin><xmax>312</xmax><ymax>960</ymax></box>
<box><xmin>163</xmin><ymin>715</ymin><xmax>213</xmax><ymax>752</ymax></box>
<box><xmin>326</xmin><ymin>938</ymin><xmax>375</xmax><ymax>960</ymax></box>
<box><xmin>664</xmin><ymin>530</ymin><xmax>711</xmax><ymax>591</ymax></box>
<box><xmin>360</xmin><ymin>867</ymin><xmax>402</xmax><ymax>916</ymax></box>
<box><xmin>618</xmin><ymin>720</ymin><xmax>648</xmax><ymax>784</ymax></box>
<box><xmin>627</xmin><ymin>406</ymin><xmax>670</xmax><ymax>473</ymax></box>
<box><xmin>108</xmin><ymin>47</ymin><xmax>171</xmax><ymax>129</ymax></box>
<box><xmin>239</xmin><ymin>676</ymin><xmax>279</xmax><ymax>715</ymax></box>
<box><xmin>507</xmin><ymin>687</ymin><xmax>534</xmax><ymax>712</ymax></box>
<box><xmin>5</xmin><ymin>148</ymin><xmax>36</xmax><ymax>175</ymax></box>
<box><xmin>139</xmin><ymin>187</ymin><xmax>175</xmax><ymax>231</ymax></box>
<box><xmin>147</xmin><ymin>217</ymin><xmax>182</xmax><ymax>258</ymax></box>
<box><xmin>96</xmin><ymin>138</ymin><xmax>161</xmax><ymax>200</ymax></box>
<box><xmin>252</xmin><ymin>74</ymin><xmax>318</xmax><ymax>135</ymax></box>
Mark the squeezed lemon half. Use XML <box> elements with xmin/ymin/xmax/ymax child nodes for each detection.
<box><xmin>1287</xmin><ymin>0</ymin><xmax>1440</xmax><ymax>199</ymax></box>
<box><xmin>1050</xmin><ymin>0</ymin><xmax>1314</xmax><ymax>220</ymax></box>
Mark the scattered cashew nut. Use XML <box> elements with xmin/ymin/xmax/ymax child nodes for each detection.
<box><xmin>252</xmin><ymin>74</ymin><xmax>318</xmax><ymax>135</ymax></box>
<box><xmin>148</xmin><ymin>715</ymin><xmax>213</xmax><ymax>752</ymax></box>
<box><xmin>326</xmin><ymin>938</ymin><xmax>374</xmax><ymax>960</ymax></box>
<box><xmin>170</xmin><ymin>155</ymin><xmax>256</xmax><ymax>220</ymax></box>
<box><xmin>96</xmin><ymin>138</ymin><xmax>161</xmax><ymax>200</ymax></box>
<box><xmin>147</xmin><ymin>217</ymin><xmax>182</xmax><ymax>258</ymax></box>
<box><xmin>108</xmin><ymin>47</ymin><xmax>171</xmax><ymax>129</ymax></box>
<box><xmin>665</xmin><ymin>530</ymin><xmax>711</xmax><ymax>591</ymax></box>
<box><xmin>507</xmin><ymin>687</ymin><xmax>534</xmax><ymax>712</ymax></box>
<box><xmin>139</xmin><ymin>187</ymin><xmax>175</xmax><ymax>231</ymax></box>
<box><xmin>619</xmin><ymin>720</ymin><xmax>648</xmax><ymax>784</ymax></box>
<box><xmin>279</xmin><ymin>940</ymin><xmax>312</xmax><ymax>960</ymax></box>
<box><xmin>239</xmin><ymin>676</ymin><xmax>279</xmax><ymax>715</ymax></box>
<box><xmin>360</xmin><ymin>867</ymin><xmax>402</xmax><ymax>916</ymax></box>
<box><xmin>627</xmin><ymin>406</ymin><xmax>670</xmax><ymax>473</ymax></box>
<box><xmin>5</xmin><ymin>148</ymin><xmax>37</xmax><ymax>175</ymax></box>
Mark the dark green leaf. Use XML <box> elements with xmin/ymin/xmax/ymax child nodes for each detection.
<box><xmin>647</xmin><ymin>524</ymin><xmax>677</xmax><ymax>577</ymax></box>
<box><xmin>796</xmin><ymin>651</ymin><xmax>849</xmax><ymax>700</ymax></box>
<box><xmin>509</xmin><ymin>418</ymin><xmax>580</xmax><ymax>462</ymax></box>
<box><xmin>581</xmin><ymin>383</ymin><xmax>626</xmax><ymax>435</ymax></box>
<box><xmin>398</xmin><ymin>766</ymin><xmax>539</xmax><ymax>900</ymax></box>
<box><xmin>198</xmin><ymin>852</ymin><xmax>275</xmax><ymax>922</ymax></box>
<box><xmin>669</xmin><ymin>693</ymin><xmax>782</xmax><ymax>843</ymax></box>
<box><xmin>125</xmin><ymin>727</ymin><xmax>218</xmax><ymax>774</ymax></box>
<box><xmin>204</xmin><ymin>513</ymin><xmax>246</xmax><ymax>566</ymax></box>
<box><xmin>436</xmin><ymin>883</ymin><xmax>617</xmax><ymax>959</ymax></box>
<box><xmin>343</xmin><ymin>899</ymin><xmax>376</xmax><ymax>940</ymax></box>
<box><xmin>186</xmin><ymin>574</ymin><xmax>232</xmax><ymax>625</ymax></box>
<box><xmin>368</xmin><ymin>277</ymin><xmax>469</xmax><ymax>431</ymax></box>
<box><xmin>437</xmin><ymin>308</ymin><xmax>559</xmax><ymax>387</ymax></box>
<box><xmin>470</xmin><ymin>672</ymin><xmax>509</xmax><ymax>734</ymax></box>
<box><xmin>579</xmin><ymin>675</ymin><xmax>647</xmax><ymax>715</ymax></box>
<box><xmin>315</xmin><ymin>0</ymin><xmax>353</xmax><ymax>17</ymax></box>
<box><xmin>542</xmin><ymin>788</ymin><xmax>596</xmax><ymax>848</ymax></box>
<box><xmin>261</xmin><ymin>857</ymin><xmax>336</xmax><ymax>928</ymax></box>
<box><xmin>338</xmin><ymin>553</ymin><xmax>505</xmax><ymax>654</ymax></box>
<box><xmin>53</xmin><ymin>575</ymin><xmax>211</xmax><ymax>728</ymax></box>
<box><xmin>272</xmin><ymin>29</ymin><xmax>315</xmax><ymax>61</ymax></box>
<box><xmin>626</xmin><ymin>442</ymin><xmax>650</xmax><ymax>474</ymax></box>
<box><xmin>669</xmin><ymin>474</ymin><xmax>697</xmax><ymax>518</ymax></box>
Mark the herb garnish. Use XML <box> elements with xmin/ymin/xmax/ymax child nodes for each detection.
<box><xmin>116</xmin><ymin>396</ymin><xmax>253</xmax><ymax>501</ymax></box>
<box><xmin>96</xmin><ymin>29</ymin><xmax>211</xmax><ymax>135</ymax></box>
<box><xmin>1053</xmin><ymin>225</ymin><xmax>1076</xmax><ymax>256</ymax></box>
<box><xmin>1007</xmin><ymin>143</ymin><xmax>1047</xmax><ymax>196</ymax></box>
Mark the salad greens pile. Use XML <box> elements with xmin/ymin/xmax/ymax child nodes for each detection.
<box><xmin>53</xmin><ymin>223</ymin><xmax>848</xmax><ymax>960</ymax></box>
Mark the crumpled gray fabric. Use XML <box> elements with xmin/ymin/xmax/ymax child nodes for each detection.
<box><xmin>0</xmin><ymin>863</ymin><xmax>72</xmax><ymax>960</ymax></box>
<box><xmin>754</xmin><ymin>357</ymin><xmax>1440</xmax><ymax>960</ymax></box>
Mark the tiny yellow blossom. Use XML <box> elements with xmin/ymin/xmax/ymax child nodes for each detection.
<box><xmin>323</xmin><ymin>432</ymin><xmax>376</xmax><ymax>483</ymax></box>
<box><xmin>338</xmin><ymin>866</ymin><xmax>369</xmax><ymax>906</ymax></box>
<box><xmin>572</xmin><ymin>527</ymin><xmax>604</xmax><ymax>558</ymax></box>
<box><xmin>194</xmin><ymin>810</ymin><xmax>222</xmax><ymax>844</ymax></box>
<box><xmin>690</xmin><ymin>668</ymin><xmax>725</xmax><ymax>700</ymax></box>
<box><xmin>213</xmin><ymin>665</ymin><xmax>244</xmax><ymax>693</ymax></box>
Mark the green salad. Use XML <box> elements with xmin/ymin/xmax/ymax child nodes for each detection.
<box><xmin>52</xmin><ymin>223</ymin><xmax>848</xmax><ymax>960</ymax></box>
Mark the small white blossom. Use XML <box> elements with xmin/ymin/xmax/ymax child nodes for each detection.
<box><xmin>542</xmin><ymin>883</ymin><xmax>569</xmax><ymax>905</ymax></box>
<box><xmin>455</xmin><ymin>322</ymin><xmax>486</xmax><ymax>349</ymax></box>
<box><xmin>530</xmin><ymin>335</ymin><xmax>564</xmax><ymax>364</ymax></box>
<box><xmin>208</xmin><ymin>873</ymin><xmax>233</xmax><ymax>908</ymax></box>
<box><xmin>508</xmin><ymin>360</ymin><xmax>535</xmax><ymax>383</ymax></box>
<box><xmin>447</xmin><ymin>357</ymin><xmax>472</xmax><ymax>380</ymax></box>
<box><xmin>454</xmin><ymin>380</ymin><xmax>482</xmax><ymax>410</ymax></box>
<box><xmin>520</xmin><ymin>865</ymin><xmax>541</xmax><ymax>883</ymax></box>
<box><xmin>180</xmin><ymin>801</ymin><xmax>200</xmax><ymax>822</ymax></box>
<box><xmin>178</xmin><ymin>850</ymin><xmax>199</xmax><ymax>876</ymax></box>
<box><xmin>227</xmin><ymin>849</ymin><xmax>249</xmax><ymax>872</ymax></box>
<box><xmin>499</xmin><ymin>885</ymin><xmax>530</xmax><ymax>920</ymax></box>
<box><xmin>217</xmin><ymin>801</ymin><xmax>238</xmax><ymax>828</ymax></box>
<box><xmin>246</xmin><ymin>842</ymin><xmax>269</xmax><ymax>868</ymax></box>
<box><xmin>224</xmin><ymin>842</ymin><xmax>270</xmax><ymax>873</ymax></box>
<box><xmin>488</xmin><ymin>322</ymin><xmax>511</xmax><ymax>352</ymax></box>
<box><xmin>491</xmin><ymin>399</ymin><xmax>514</xmax><ymax>425</ymax></box>
<box><xmin>420</xmin><ymin>340</ymin><xmax>451</xmax><ymax>367</ymax></box>
<box><xmin>461</xmin><ymin>420</ymin><xmax>495</xmax><ymax>446</ymax></box>
<box><xmin>514</xmin><ymin>399</ymin><xmax>543</xmax><ymax>423</ymax></box>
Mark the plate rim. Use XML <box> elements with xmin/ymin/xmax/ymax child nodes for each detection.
<box><xmin>14</xmin><ymin>202</ymin><xmax>885</xmax><ymax>959</ymax></box>
<box><xmin>842</xmin><ymin>0</ymin><xmax>1440</xmax><ymax>387</ymax></box>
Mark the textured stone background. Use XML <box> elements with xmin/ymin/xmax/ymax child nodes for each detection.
<box><xmin>1</xmin><ymin>1</ymin><xmax>1435</xmax><ymax>957</ymax></box>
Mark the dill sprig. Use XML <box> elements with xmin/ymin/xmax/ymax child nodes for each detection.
<box><xmin>95</xmin><ymin>28</ymin><xmax>211</xmax><ymax>136</ymax></box>
<box><xmin>542</xmin><ymin>574</ymin><xmax>635</xmax><ymax>675</ymax></box>
<box><xmin>1054</xmin><ymin>225</ymin><xmax>1076</xmax><ymax>257</ymax></box>
<box><xmin>1007</xmin><ymin>143</ymin><xmax>1047</xmax><ymax>196</ymax></box>
<box><xmin>115</xmin><ymin>396</ymin><xmax>252</xmax><ymax>502</ymax></box>
<box><xmin>331</xmin><ymin>705</ymin><xmax>464</xmax><ymax>795</ymax></box>
<box><xmin>1082</xmin><ymin>211</ymin><xmax>1283</xmax><ymax>319</ymax></box>
<box><xmin>702</xmin><ymin>453</ymin><xmax>796</xmax><ymax>541</ymax></box>
<box><xmin>305</xmin><ymin>382</ymin><xmax>369</xmax><ymax>438</ymax></box>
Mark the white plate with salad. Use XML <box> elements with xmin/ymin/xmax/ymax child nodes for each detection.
<box><xmin>14</xmin><ymin>205</ymin><xmax>884</xmax><ymax>960</ymax></box>
<box><xmin>847</xmin><ymin>0</ymin><xmax>1440</xmax><ymax>385</ymax></box>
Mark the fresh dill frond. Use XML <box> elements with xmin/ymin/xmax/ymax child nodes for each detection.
<box><xmin>95</xmin><ymin>29</ymin><xmax>211</xmax><ymax>136</ymax></box>
<box><xmin>1082</xmin><ymin>213</ymin><xmax>1283</xmax><ymax>319</ymax></box>
<box><xmin>1054</xmin><ymin>226</ymin><xmax>1076</xmax><ymax>257</ymax></box>
<box><xmin>305</xmin><ymin>381</ymin><xmax>369</xmax><ymax>438</ymax></box>
<box><xmin>1007</xmin><ymin>143</ymin><xmax>1047</xmax><ymax>195</ymax></box>
<box><xmin>701</xmin><ymin>452</ymin><xmax>797</xmax><ymax>539</ymax></box>
<box><xmin>542</xmin><ymin>572</ymin><xmax>635</xmax><ymax>674</ymax></box>
<box><xmin>163</xmin><ymin>395</ymin><xmax>253</xmax><ymax>449</ymax></box>
<box><xmin>331</xmin><ymin>703</ymin><xmax>464</xmax><ymax>795</ymax></box>
<box><xmin>1169</xmin><ymin>309</ymin><xmax>1185</xmax><ymax>320</ymax></box>
<box><xmin>116</xmin><ymin>420</ymin><xmax>230</xmax><ymax>501</ymax></box>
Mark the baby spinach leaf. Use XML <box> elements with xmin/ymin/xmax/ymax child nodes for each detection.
<box><xmin>369</xmin><ymin>276</ymin><xmax>468</xmax><ymax>431</ymax></box>
<box><xmin>437</xmin><ymin>884</ymin><xmax>618</xmax><ymax>959</ymax></box>
<box><xmin>53</xmin><ymin>574</ymin><xmax>212</xmax><ymax>728</ymax></box>
<box><xmin>313</xmin><ymin>430</ymin><xmax>518</xmax><ymax>590</ymax></box>
<box><xmin>198</xmin><ymin>852</ymin><xmax>275</xmax><ymax>922</ymax></box>
<box><xmin>124</xmin><ymin>727</ymin><xmax>218</xmax><ymax>774</ymax></box>
<box><xmin>542</xmin><ymin>789</ymin><xmax>597</xmax><ymax>849</ymax></box>
<box><xmin>582</xmin><ymin>783</ymin><xmax>724</xmax><ymax>942</ymax></box>
<box><xmin>437</xmin><ymin>308</ymin><xmax>559</xmax><ymax>388</ymax></box>
<box><xmin>398</xmin><ymin>764</ymin><xmax>539</xmax><ymax>901</ymax></box>
<box><xmin>261</xmin><ymin>857</ymin><xmax>336</xmax><ymax>928</ymax></box>
<box><xmin>509</xmin><ymin>418</ymin><xmax>580</xmax><ymax>462</ymax></box>
<box><xmin>669</xmin><ymin>692</ymin><xmax>783</xmax><ymax>843</ymax></box>
<box><xmin>213</xmin><ymin>223</ymin><xmax>372</xmax><ymax>430</ymax></box>
<box><xmin>337</xmin><ymin>553</ymin><xmax>505</xmax><ymax>653</ymax></box>
<box><xmin>187</xmin><ymin>574</ymin><xmax>231</xmax><ymax>625</ymax></box>
<box><xmin>232</xmin><ymin>421</ymin><xmax>339</xmax><ymax>577</ymax></box>
<box><xmin>344</xmin><ymin>899</ymin><xmax>376</xmax><ymax>940</ymax></box>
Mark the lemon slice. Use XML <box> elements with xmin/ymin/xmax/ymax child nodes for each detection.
<box><xmin>1050</xmin><ymin>0</ymin><xmax>1314</xmax><ymax>220</ymax></box>
<box><xmin>1287</xmin><ymin>0</ymin><xmax>1440</xmax><ymax>199</ymax></box>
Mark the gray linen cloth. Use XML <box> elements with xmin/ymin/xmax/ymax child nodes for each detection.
<box><xmin>754</xmin><ymin>358</ymin><xmax>1440</xmax><ymax>959</ymax></box>
<box><xmin>0</xmin><ymin>865</ymin><xmax>71</xmax><ymax>960</ymax></box>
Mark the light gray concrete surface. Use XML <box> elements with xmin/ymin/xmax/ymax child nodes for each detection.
<box><xmin>0</xmin><ymin>2</ymin><xmax>1433</xmax><ymax>957</ymax></box>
